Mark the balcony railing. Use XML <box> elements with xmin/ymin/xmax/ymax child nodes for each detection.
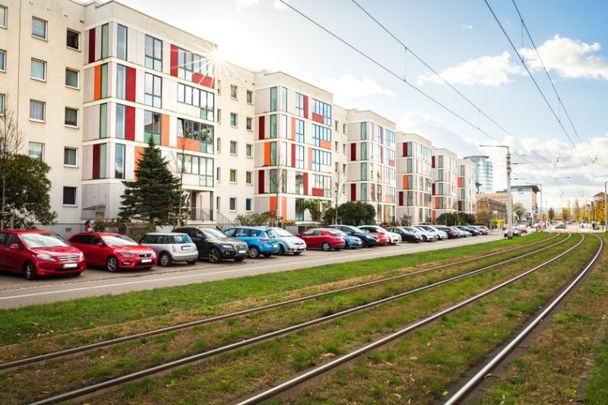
<box><xmin>189</xmin><ymin>208</ymin><xmax>214</xmax><ymax>222</ymax></box>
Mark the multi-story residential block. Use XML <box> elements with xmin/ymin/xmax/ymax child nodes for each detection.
<box><xmin>395</xmin><ymin>132</ymin><xmax>432</xmax><ymax>224</ymax></box>
<box><xmin>345</xmin><ymin>110</ymin><xmax>396</xmax><ymax>223</ymax></box>
<box><xmin>458</xmin><ymin>159</ymin><xmax>476</xmax><ymax>215</ymax></box>
<box><xmin>332</xmin><ymin>104</ymin><xmax>349</xmax><ymax>207</ymax></box>
<box><xmin>253</xmin><ymin>72</ymin><xmax>334</xmax><ymax>223</ymax></box>
<box><xmin>431</xmin><ymin>148</ymin><xmax>459</xmax><ymax>222</ymax></box>
<box><xmin>512</xmin><ymin>184</ymin><xmax>540</xmax><ymax>223</ymax></box>
<box><xmin>464</xmin><ymin>155</ymin><xmax>494</xmax><ymax>193</ymax></box>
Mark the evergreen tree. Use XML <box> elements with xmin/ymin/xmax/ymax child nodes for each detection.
<box><xmin>119</xmin><ymin>138</ymin><xmax>187</xmax><ymax>226</ymax></box>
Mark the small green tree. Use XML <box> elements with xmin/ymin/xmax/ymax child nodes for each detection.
<box><xmin>548</xmin><ymin>207</ymin><xmax>555</xmax><ymax>221</ymax></box>
<box><xmin>437</xmin><ymin>212</ymin><xmax>457</xmax><ymax>226</ymax></box>
<box><xmin>337</xmin><ymin>202</ymin><xmax>376</xmax><ymax>225</ymax></box>
<box><xmin>513</xmin><ymin>202</ymin><xmax>527</xmax><ymax>223</ymax></box>
<box><xmin>119</xmin><ymin>138</ymin><xmax>187</xmax><ymax>226</ymax></box>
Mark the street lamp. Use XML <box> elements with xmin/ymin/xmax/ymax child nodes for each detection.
<box><xmin>481</xmin><ymin>145</ymin><xmax>513</xmax><ymax>239</ymax></box>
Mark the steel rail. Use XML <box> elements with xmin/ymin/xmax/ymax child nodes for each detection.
<box><xmin>0</xmin><ymin>234</ymin><xmax>559</xmax><ymax>371</ymax></box>
<box><xmin>236</xmin><ymin>234</ymin><xmax>585</xmax><ymax>405</ymax></box>
<box><xmin>444</xmin><ymin>235</ymin><xmax>604</xmax><ymax>404</ymax></box>
<box><xmin>27</xmin><ymin>234</ymin><xmax>571</xmax><ymax>405</ymax></box>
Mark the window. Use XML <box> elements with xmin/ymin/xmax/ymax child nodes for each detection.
<box><xmin>360</xmin><ymin>122</ymin><xmax>367</xmax><ymax>140</ymax></box>
<box><xmin>177</xmin><ymin>83</ymin><xmax>215</xmax><ymax>121</ymax></box>
<box><xmin>246</xmin><ymin>90</ymin><xmax>253</xmax><ymax>104</ymax></box>
<box><xmin>269</xmin><ymin>115</ymin><xmax>277</xmax><ymax>138</ymax></box>
<box><xmin>66</xmin><ymin>29</ymin><xmax>79</xmax><ymax>50</ymax></box>
<box><xmin>217</xmin><ymin>80</ymin><xmax>222</xmax><ymax>95</ymax></box>
<box><xmin>246</xmin><ymin>171</ymin><xmax>252</xmax><ymax>185</ymax></box>
<box><xmin>312</xmin><ymin>99</ymin><xmax>331</xmax><ymax>126</ymax></box>
<box><xmin>28</xmin><ymin>143</ymin><xmax>44</xmax><ymax>160</ymax></box>
<box><xmin>295</xmin><ymin>119</ymin><xmax>304</xmax><ymax>143</ymax></box>
<box><xmin>230</xmin><ymin>84</ymin><xmax>238</xmax><ymax>100</ymax></box>
<box><xmin>216</xmin><ymin>167</ymin><xmax>221</xmax><ymax>181</ymax></box>
<box><xmin>216</xmin><ymin>138</ymin><xmax>221</xmax><ymax>153</ymax></box>
<box><xmin>280</xmin><ymin>87</ymin><xmax>287</xmax><ymax>111</ymax></box>
<box><xmin>144</xmin><ymin>111</ymin><xmax>161</xmax><ymax>144</ymax></box>
<box><xmin>361</xmin><ymin>142</ymin><xmax>367</xmax><ymax>160</ymax></box>
<box><xmin>100</xmin><ymin>23</ymin><xmax>109</xmax><ymax>58</ymax></box>
<box><xmin>0</xmin><ymin>50</ymin><xmax>5</xmax><ymax>71</ymax></box>
<box><xmin>270</xmin><ymin>87</ymin><xmax>277</xmax><ymax>111</ymax></box>
<box><xmin>176</xmin><ymin>118</ymin><xmax>214</xmax><ymax>153</ymax></box>
<box><xmin>0</xmin><ymin>94</ymin><xmax>4</xmax><ymax>115</ymax></box>
<box><xmin>229</xmin><ymin>141</ymin><xmax>237</xmax><ymax>155</ymax></box>
<box><xmin>246</xmin><ymin>144</ymin><xmax>252</xmax><ymax>158</ymax></box>
<box><xmin>229</xmin><ymin>198</ymin><xmax>236</xmax><ymax>211</ymax></box>
<box><xmin>64</xmin><ymin>148</ymin><xmax>77</xmax><ymax>166</ymax></box>
<box><xmin>229</xmin><ymin>169</ymin><xmax>237</xmax><ymax>183</ymax></box>
<box><xmin>177</xmin><ymin>153</ymin><xmax>214</xmax><ymax>186</ymax></box>
<box><xmin>312</xmin><ymin>124</ymin><xmax>331</xmax><ymax>147</ymax></box>
<box><xmin>312</xmin><ymin>148</ymin><xmax>331</xmax><ymax>171</ymax></box>
<box><xmin>117</xmin><ymin>24</ymin><xmax>128</xmax><ymax>60</ymax></box>
<box><xmin>145</xmin><ymin>35</ymin><xmax>162</xmax><ymax>71</ymax></box>
<box><xmin>0</xmin><ymin>6</ymin><xmax>6</xmax><ymax>28</ymax></box>
<box><xmin>144</xmin><ymin>73</ymin><xmax>162</xmax><ymax>108</ymax></box>
<box><xmin>245</xmin><ymin>198</ymin><xmax>252</xmax><ymax>211</ymax></box>
<box><xmin>31</xmin><ymin>59</ymin><xmax>46</xmax><ymax>81</ymax></box>
<box><xmin>295</xmin><ymin>93</ymin><xmax>304</xmax><ymax>117</ymax></box>
<box><xmin>176</xmin><ymin>46</ymin><xmax>213</xmax><ymax>81</ymax></box>
<box><xmin>295</xmin><ymin>145</ymin><xmax>304</xmax><ymax>169</ymax></box>
<box><xmin>63</xmin><ymin>187</ymin><xmax>77</xmax><ymax>206</ymax></box>
<box><xmin>65</xmin><ymin>68</ymin><xmax>79</xmax><ymax>89</ymax></box>
<box><xmin>99</xmin><ymin>103</ymin><xmax>107</xmax><ymax>138</ymax></box>
<box><xmin>32</xmin><ymin>17</ymin><xmax>47</xmax><ymax>40</ymax></box>
<box><xmin>64</xmin><ymin>107</ymin><xmax>78</xmax><ymax>127</ymax></box>
<box><xmin>361</xmin><ymin>162</ymin><xmax>368</xmax><ymax>181</ymax></box>
<box><xmin>29</xmin><ymin>100</ymin><xmax>45</xmax><ymax>121</ymax></box>
<box><xmin>230</xmin><ymin>113</ymin><xmax>237</xmax><ymax>128</ymax></box>
<box><xmin>116</xmin><ymin>104</ymin><xmax>126</xmax><ymax>139</ymax></box>
<box><xmin>116</xmin><ymin>64</ymin><xmax>126</xmax><ymax>99</ymax></box>
<box><xmin>115</xmin><ymin>144</ymin><xmax>125</xmax><ymax>179</ymax></box>
<box><xmin>246</xmin><ymin>117</ymin><xmax>252</xmax><ymax>131</ymax></box>
<box><xmin>296</xmin><ymin>173</ymin><xmax>304</xmax><ymax>195</ymax></box>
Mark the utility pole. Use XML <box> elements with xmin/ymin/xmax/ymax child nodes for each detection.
<box><xmin>481</xmin><ymin>144</ymin><xmax>512</xmax><ymax>239</ymax></box>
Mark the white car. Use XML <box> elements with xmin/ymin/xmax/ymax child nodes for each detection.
<box><xmin>404</xmin><ymin>226</ymin><xmax>436</xmax><ymax>242</ymax></box>
<box><xmin>270</xmin><ymin>227</ymin><xmax>307</xmax><ymax>255</ymax></box>
<box><xmin>424</xmin><ymin>225</ymin><xmax>448</xmax><ymax>240</ymax></box>
<box><xmin>413</xmin><ymin>226</ymin><xmax>441</xmax><ymax>241</ymax></box>
<box><xmin>358</xmin><ymin>225</ymin><xmax>401</xmax><ymax>245</ymax></box>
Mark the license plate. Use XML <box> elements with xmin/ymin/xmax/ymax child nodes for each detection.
<box><xmin>63</xmin><ymin>263</ymin><xmax>77</xmax><ymax>269</ymax></box>
<box><xmin>141</xmin><ymin>258</ymin><xmax>152</xmax><ymax>264</ymax></box>
<box><xmin>181</xmin><ymin>246</ymin><xmax>190</xmax><ymax>251</ymax></box>
<box><xmin>238</xmin><ymin>250</ymin><xmax>247</xmax><ymax>254</ymax></box>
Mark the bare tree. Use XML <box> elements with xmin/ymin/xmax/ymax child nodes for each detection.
<box><xmin>332</xmin><ymin>164</ymin><xmax>346</xmax><ymax>224</ymax></box>
<box><xmin>0</xmin><ymin>109</ymin><xmax>23</xmax><ymax>228</ymax></box>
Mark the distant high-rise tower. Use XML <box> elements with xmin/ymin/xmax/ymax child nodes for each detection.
<box><xmin>464</xmin><ymin>156</ymin><xmax>494</xmax><ymax>193</ymax></box>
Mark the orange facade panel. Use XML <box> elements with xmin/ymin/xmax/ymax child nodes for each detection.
<box><xmin>177</xmin><ymin>137</ymin><xmax>200</xmax><ymax>152</ymax></box>
<box><xmin>269</xmin><ymin>196</ymin><xmax>277</xmax><ymax>214</ymax></box>
<box><xmin>320</xmin><ymin>140</ymin><xmax>332</xmax><ymax>150</ymax></box>
<box><xmin>281</xmin><ymin>197</ymin><xmax>287</xmax><ymax>219</ymax></box>
<box><xmin>161</xmin><ymin>114</ymin><xmax>170</xmax><ymax>147</ymax></box>
<box><xmin>93</xmin><ymin>65</ymin><xmax>101</xmax><ymax>100</ymax></box>
<box><xmin>264</xmin><ymin>142</ymin><xmax>271</xmax><ymax>166</ymax></box>
<box><xmin>290</xmin><ymin>117</ymin><xmax>296</xmax><ymax>140</ymax></box>
<box><xmin>134</xmin><ymin>146</ymin><xmax>144</xmax><ymax>173</ymax></box>
<box><xmin>402</xmin><ymin>175</ymin><xmax>408</xmax><ymax>189</ymax></box>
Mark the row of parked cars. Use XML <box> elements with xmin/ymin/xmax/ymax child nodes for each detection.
<box><xmin>0</xmin><ymin>224</ymin><xmax>490</xmax><ymax>280</ymax></box>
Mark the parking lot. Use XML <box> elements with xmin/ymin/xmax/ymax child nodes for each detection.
<box><xmin>0</xmin><ymin>234</ymin><xmax>505</xmax><ymax>309</ymax></box>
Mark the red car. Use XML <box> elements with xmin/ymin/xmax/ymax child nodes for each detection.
<box><xmin>0</xmin><ymin>229</ymin><xmax>85</xmax><ymax>280</ymax></box>
<box><xmin>69</xmin><ymin>232</ymin><xmax>156</xmax><ymax>272</ymax></box>
<box><xmin>299</xmin><ymin>228</ymin><xmax>346</xmax><ymax>251</ymax></box>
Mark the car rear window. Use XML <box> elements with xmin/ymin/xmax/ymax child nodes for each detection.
<box><xmin>173</xmin><ymin>234</ymin><xmax>192</xmax><ymax>243</ymax></box>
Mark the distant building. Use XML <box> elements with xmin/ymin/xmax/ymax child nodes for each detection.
<box><xmin>512</xmin><ymin>184</ymin><xmax>541</xmax><ymax>224</ymax></box>
<box><xmin>475</xmin><ymin>196</ymin><xmax>507</xmax><ymax>227</ymax></box>
<box><xmin>464</xmin><ymin>155</ymin><xmax>494</xmax><ymax>193</ymax></box>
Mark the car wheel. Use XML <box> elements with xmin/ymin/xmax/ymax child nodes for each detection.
<box><xmin>24</xmin><ymin>262</ymin><xmax>37</xmax><ymax>280</ymax></box>
<box><xmin>187</xmin><ymin>259</ymin><xmax>197</xmax><ymax>265</ymax></box>
<box><xmin>248</xmin><ymin>246</ymin><xmax>260</xmax><ymax>258</ymax></box>
<box><xmin>106</xmin><ymin>256</ymin><xmax>119</xmax><ymax>272</ymax></box>
<box><xmin>321</xmin><ymin>242</ymin><xmax>331</xmax><ymax>251</ymax></box>
<box><xmin>422</xmin><ymin>235</ymin><xmax>427</xmax><ymax>242</ymax></box>
<box><xmin>208</xmin><ymin>247</ymin><xmax>222</xmax><ymax>263</ymax></box>
<box><xmin>293</xmin><ymin>251</ymin><xmax>303</xmax><ymax>256</ymax></box>
<box><xmin>159</xmin><ymin>252</ymin><xmax>172</xmax><ymax>267</ymax></box>
<box><xmin>234</xmin><ymin>257</ymin><xmax>245</xmax><ymax>262</ymax></box>
<box><xmin>279</xmin><ymin>245</ymin><xmax>286</xmax><ymax>256</ymax></box>
<box><xmin>262</xmin><ymin>253</ymin><xmax>272</xmax><ymax>258</ymax></box>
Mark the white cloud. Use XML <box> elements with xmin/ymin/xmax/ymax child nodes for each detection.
<box><xmin>520</xmin><ymin>35</ymin><xmax>608</xmax><ymax>80</ymax></box>
<box><xmin>417</xmin><ymin>51</ymin><xmax>523</xmax><ymax>86</ymax></box>
<box><xmin>462</xmin><ymin>24</ymin><xmax>473</xmax><ymax>30</ymax></box>
<box><xmin>321</xmin><ymin>75</ymin><xmax>396</xmax><ymax>107</ymax></box>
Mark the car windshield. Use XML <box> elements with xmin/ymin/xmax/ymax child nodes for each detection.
<box><xmin>274</xmin><ymin>228</ymin><xmax>294</xmax><ymax>237</ymax></box>
<box><xmin>21</xmin><ymin>233</ymin><xmax>70</xmax><ymax>248</ymax></box>
<box><xmin>173</xmin><ymin>234</ymin><xmax>192</xmax><ymax>244</ymax></box>
<box><xmin>202</xmin><ymin>229</ymin><xmax>227</xmax><ymax>238</ymax></box>
<box><xmin>102</xmin><ymin>235</ymin><xmax>138</xmax><ymax>247</ymax></box>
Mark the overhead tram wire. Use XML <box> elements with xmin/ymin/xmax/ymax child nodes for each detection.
<box><xmin>483</xmin><ymin>0</ymin><xmax>589</xmax><ymax>172</ymax></box>
<box><xmin>278</xmin><ymin>0</ymin><xmax>541</xmax><ymax>170</ymax></box>
<box><xmin>349</xmin><ymin>0</ymin><xmax>553</xmax><ymax>170</ymax></box>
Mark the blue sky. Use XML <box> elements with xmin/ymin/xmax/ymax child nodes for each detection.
<box><xmin>117</xmin><ymin>0</ymin><xmax>608</xmax><ymax>209</ymax></box>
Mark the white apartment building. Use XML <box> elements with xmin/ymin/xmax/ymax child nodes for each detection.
<box><xmin>395</xmin><ymin>132</ymin><xmax>432</xmax><ymax>224</ymax></box>
<box><xmin>458</xmin><ymin>159</ymin><xmax>476</xmax><ymax>215</ymax></box>
<box><xmin>431</xmin><ymin>148</ymin><xmax>459</xmax><ymax>222</ymax></box>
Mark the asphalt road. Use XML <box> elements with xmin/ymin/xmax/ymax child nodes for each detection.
<box><xmin>0</xmin><ymin>235</ymin><xmax>504</xmax><ymax>309</ymax></box>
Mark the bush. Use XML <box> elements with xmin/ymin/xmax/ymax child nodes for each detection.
<box><xmin>337</xmin><ymin>202</ymin><xmax>376</xmax><ymax>226</ymax></box>
<box><xmin>236</xmin><ymin>212</ymin><xmax>270</xmax><ymax>226</ymax></box>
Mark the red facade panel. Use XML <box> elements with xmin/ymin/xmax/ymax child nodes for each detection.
<box><xmin>311</xmin><ymin>113</ymin><xmax>324</xmax><ymax>124</ymax></box>
<box><xmin>350</xmin><ymin>143</ymin><xmax>356</xmax><ymax>161</ymax></box>
<box><xmin>399</xmin><ymin>191</ymin><xmax>404</xmax><ymax>206</ymax></box>
<box><xmin>291</xmin><ymin>143</ymin><xmax>296</xmax><ymax>168</ymax></box>
<box><xmin>170</xmin><ymin>45</ymin><xmax>179</xmax><ymax>77</ymax></box>
<box><xmin>88</xmin><ymin>28</ymin><xmax>96</xmax><ymax>63</ymax></box>
<box><xmin>303</xmin><ymin>95</ymin><xmax>309</xmax><ymax>119</ymax></box>
<box><xmin>303</xmin><ymin>173</ymin><xmax>309</xmax><ymax>195</ymax></box>
<box><xmin>126</xmin><ymin>67</ymin><xmax>136</xmax><ymax>102</ymax></box>
<box><xmin>403</xmin><ymin>142</ymin><xmax>407</xmax><ymax>157</ymax></box>
<box><xmin>258</xmin><ymin>170</ymin><xmax>265</xmax><ymax>194</ymax></box>
<box><xmin>259</xmin><ymin>116</ymin><xmax>265</xmax><ymax>140</ymax></box>
<box><xmin>125</xmin><ymin>106</ymin><xmax>135</xmax><ymax>141</ymax></box>
<box><xmin>350</xmin><ymin>183</ymin><xmax>356</xmax><ymax>201</ymax></box>
<box><xmin>92</xmin><ymin>144</ymin><xmax>100</xmax><ymax>179</ymax></box>
<box><xmin>431</xmin><ymin>156</ymin><xmax>436</xmax><ymax>168</ymax></box>
<box><xmin>311</xmin><ymin>188</ymin><xmax>324</xmax><ymax>197</ymax></box>
<box><xmin>193</xmin><ymin>73</ymin><xmax>215</xmax><ymax>89</ymax></box>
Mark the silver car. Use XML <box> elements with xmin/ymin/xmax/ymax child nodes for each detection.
<box><xmin>270</xmin><ymin>227</ymin><xmax>307</xmax><ymax>255</ymax></box>
<box><xmin>139</xmin><ymin>232</ymin><xmax>199</xmax><ymax>266</ymax></box>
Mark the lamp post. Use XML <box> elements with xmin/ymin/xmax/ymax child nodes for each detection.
<box><xmin>481</xmin><ymin>145</ymin><xmax>512</xmax><ymax>239</ymax></box>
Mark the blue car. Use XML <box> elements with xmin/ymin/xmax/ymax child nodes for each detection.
<box><xmin>331</xmin><ymin>229</ymin><xmax>363</xmax><ymax>249</ymax></box>
<box><xmin>223</xmin><ymin>226</ymin><xmax>280</xmax><ymax>258</ymax></box>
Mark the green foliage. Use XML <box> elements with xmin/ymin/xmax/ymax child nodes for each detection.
<box><xmin>1</xmin><ymin>154</ymin><xmax>56</xmax><ymax>227</ymax></box>
<box><xmin>323</xmin><ymin>207</ymin><xmax>337</xmax><ymax>225</ymax></box>
<box><xmin>300</xmin><ymin>199</ymin><xmax>330</xmax><ymax>222</ymax></box>
<box><xmin>337</xmin><ymin>202</ymin><xmax>376</xmax><ymax>225</ymax></box>
<box><xmin>513</xmin><ymin>202</ymin><xmax>527</xmax><ymax>223</ymax></box>
<box><xmin>119</xmin><ymin>138</ymin><xmax>188</xmax><ymax>226</ymax></box>
<box><xmin>236</xmin><ymin>212</ymin><xmax>270</xmax><ymax>226</ymax></box>
<box><xmin>398</xmin><ymin>214</ymin><xmax>412</xmax><ymax>226</ymax></box>
<box><xmin>436</xmin><ymin>212</ymin><xmax>475</xmax><ymax>226</ymax></box>
<box><xmin>548</xmin><ymin>208</ymin><xmax>555</xmax><ymax>221</ymax></box>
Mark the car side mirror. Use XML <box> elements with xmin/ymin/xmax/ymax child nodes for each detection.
<box><xmin>9</xmin><ymin>243</ymin><xmax>20</xmax><ymax>249</ymax></box>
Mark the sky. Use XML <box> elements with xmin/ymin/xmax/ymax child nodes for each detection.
<box><xmin>113</xmin><ymin>0</ymin><xmax>608</xmax><ymax>209</ymax></box>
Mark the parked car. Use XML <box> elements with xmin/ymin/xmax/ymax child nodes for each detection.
<box><xmin>433</xmin><ymin>225</ymin><xmax>460</xmax><ymax>239</ymax></box>
<box><xmin>330</xmin><ymin>229</ymin><xmax>363</xmax><ymax>249</ymax></box>
<box><xmin>420</xmin><ymin>225</ymin><xmax>448</xmax><ymax>240</ymax></box>
<box><xmin>450</xmin><ymin>226</ymin><xmax>470</xmax><ymax>237</ymax></box>
<box><xmin>223</xmin><ymin>226</ymin><xmax>280</xmax><ymax>258</ymax></box>
<box><xmin>139</xmin><ymin>232</ymin><xmax>198</xmax><ymax>266</ymax></box>
<box><xmin>555</xmin><ymin>223</ymin><xmax>567</xmax><ymax>230</ymax></box>
<box><xmin>0</xmin><ymin>229</ymin><xmax>86</xmax><ymax>280</ymax></box>
<box><xmin>504</xmin><ymin>227</ymin><xmax>522</xmax><ymax>237</ymax></box>
<box><xmin>69</xmin><ymin>232</ymin><xmax>156</xmax><ymax>272</ymax></box>
<box><xmin>407</xmin><ymin>226</ymin><xmax>436</xmax><ymax>242</ymax></box>
<box><xmin>455</xmin><ymin>226</ymin><xmax>478</xmax><ymax>236</ymax></box>
<box><xmin>269</xmin><ymin>227</ymin><xmax>307</xmax><ymax>255</ymax></box>
<box><xmin>173</xmin><ymin>227</ymin><xmax>248</xmax><ymax>263</ymax></box>
<box><xmin>328</xmin><ymin>225</ymin><xmax>380</xmax><ymax>247</ymax></box>
<box><xmin>359</xmin><ymin>225</ymin><xmax>401</xmax><ymax>245</ymax></box>
<box><xmin>471</xmin><ymin>225</ymin><xmax>490</xmax><ymax>235</ymax></box>
<box><xmin>299</xmin><ymin>228</ymin><xmax>346</xmax><ymax>251</ymax></box>
<box><xmin>386</xmin><ymin>227</ymin><xmax>422</xmax><ymax>243</ymax></box>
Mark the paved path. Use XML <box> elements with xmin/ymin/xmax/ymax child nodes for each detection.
<box><xmin>0</xmin><ymin>235</ymin><xmax>503</xmax><ymax>309</ymax></box>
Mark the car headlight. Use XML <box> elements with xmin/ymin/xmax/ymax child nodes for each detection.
<box><xmin>222</xmin><ymin>244</ymin><xmax>234</xmax><ymax>249</ymax></box>
<box><xmin>119</xmin><ymin>251</ymin><xmax>135</xmax><ymax>258</ymax></box>
<box><xmin>36</xmin><ymin>253</ymin><xmax>55</xmax><ymax>261</ymax></box>
<box><xmin>78</xmin><ymin>252</ymin><xmax>84</xmax><ymax>260</ymax></box>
